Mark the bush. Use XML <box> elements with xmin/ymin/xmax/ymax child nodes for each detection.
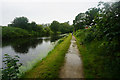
<box><xmin>84</xmin><ymin>32</ymin><xmax>95</xmax><ymax>43</ymax></box>
<box><xmin>2</xmin><ymin>54</ymin><xmax>22</xmax><ymax>80</ymax></box>
<box><xmin>2</xmin><ymin>27</ymin><xmax>30</xmax><ymax>39</ymax></box>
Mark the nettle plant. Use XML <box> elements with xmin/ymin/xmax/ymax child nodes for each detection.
<box><xmin>2</xmin><ymin>54</ymin><xmax>22</xmax><ymax>80</ymax></box>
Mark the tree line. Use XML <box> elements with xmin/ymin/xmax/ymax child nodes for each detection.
<box><xmin>2</xmin><ymin>17</ymin><xmax>73</xmax><ymax>39</ymax></box>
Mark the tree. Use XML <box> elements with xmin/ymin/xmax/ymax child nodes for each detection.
<box><xmin>73</xmin><ymin>13</ymin><xmax>86</xmax><ymax>31</ymax></box>
<box><xmin>28</xmin><ymin>21</ymin><xmax>37</xmax><ymax>31</ymax></box>
<box><xmin>85</xmin><ymin>7</ymin><xmax>99</xmax><ymax>26</ymax></box>
<box><xmin>49</xmin><ymin>21</ymin><xmax>60</xmax><ymax>34</ymax></box>
<box><xmin>44</xmin><ymin>26</ymin><xmax>51</xmax><ymax>36</ymax></box>
<box><xmin>59</xmin><ymin>22</ymin><xmax>73</xmax><ymax>33</ymax></box>
<box><xmin>10</xmin><ymin>16</ymin><xmax>29</xmax><ymax>29</ymax></box>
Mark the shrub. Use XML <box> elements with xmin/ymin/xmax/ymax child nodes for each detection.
<box><xmin>2</xmin><ymin>54</ymin><xmax>22</xmax><ymax>80</ymax></box>
<box><xmin>2</xmin><ymin>27</ymin><xmax>29</xmax><ymax>39</ymax></box>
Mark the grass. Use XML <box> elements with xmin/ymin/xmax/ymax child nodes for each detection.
<box><xmin>21</xmin><ymin>34</ymin><xmax>72</xmax><ymax>79</ymax></box>
<box><xmin>75</xmin><ymin>37</ymin><xmax>101</xmax><ymax>78</ymax></box>
<box><xmin>75</xmin><ymin>34</ymin><xmax>104</xmax><ymax>78</ymax></box>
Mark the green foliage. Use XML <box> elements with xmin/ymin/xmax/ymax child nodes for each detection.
<box><xmin>7</xmin><ymin>17</ymin><xmax>51</xmax><ymax>38</ymax></box>
<box><xmin>5</xmin><ymin>16</ymin><xmax>73</xmax><ymax>38</ymax></box>
<box><xmin>43</xmin><ymin>26</ymin><xmax>51</xmax><ymax>36</ymax></box>
<box><xmin>73</xmin><ymin>13</ymin><xmax>86</xmax><ymax>30</ymax></box>
<box><xmin>2</xmin><ymin>27</ymin><xmax>30</xmax><ymax>39</ymax></box>
<box><xmin>85</xmin><ymin>8</ymin><xmax>99</xmax><ymax>26</ymax></box>
<box><xmin>74</xmin><ymin>1</ymin><xmax>120</xmax><ymax>78</ymax></box>
<box><xmin>2</xmin><ymin>25</ymin><xmax>51</xmax><ymax>39</ymax></box>
<box><xmin>27</xmin><ymin>21</ymin><xmax>37</xmax><ymax>31</ymax></box>
<box><xmin>76</xmin><ymin>35</ymin><xmax>120</xmax><ymax>78</ymax></box>
<box><xmin>9</xmin><ymin>16</ymin><xmax>29</xmax><ymax>29</ymax></box>
<box><xmin>59</xmin><ymin>22</ymin><xmax>73</xmax><ymax>34</ymax></box>
<box><xmin>74</xmin><ymin>29</ymin><xmax>95</xmax><ymax>43</ymax></box>
<box><xmin>2</xmin><ymin>54</ymin><xmax>22</xmax><ymax>80</ymax></box>
<box><xmin>50</xmin><ymin>21</ymin><xmax>60</xmax><ymax>34</ymax></box>
<box><xmin>73</xmin><ymin>7</ymin><xmax>99</xmax><ymax>31</ymax></box>
<box><xmin>50</xmin><ymin>21</ymin><xmax>73</xmax><ymax>34</ymax></box>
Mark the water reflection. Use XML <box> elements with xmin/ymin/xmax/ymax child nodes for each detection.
<box><xmin>3</xmin><ymin>38</ymin><xmax>43</xmax><ymax>54</ymax></box>
<box><xmin>2</xmin><ymin>35</ymin><xmax>64</xmax><ymax>54</ymax></box>
<box><xmin>50</xmin><ymin>35</ymin><xmax>64</xmax><ymax>42</ymax></box>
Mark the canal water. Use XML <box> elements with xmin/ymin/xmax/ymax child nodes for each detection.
<box><xmin>1</xmin><ymin>35</ymin><xmax>65</xmax><ymax>73</ymax></box>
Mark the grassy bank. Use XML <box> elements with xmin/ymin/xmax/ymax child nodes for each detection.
<box><xmin>21</xmin><ymin>34</ymin><xmax>72</xmax><ymax>78</ymax></box>
<box><xmin>75</xmin><ymin>30</ymin><xmax>120</xmax><ymax>78</ymax></box>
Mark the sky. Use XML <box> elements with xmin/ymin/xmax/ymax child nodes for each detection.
<box><xmin>0</xmin><ymin>0</ymin><xmax>117</xmax><ymax>26</ymax></box>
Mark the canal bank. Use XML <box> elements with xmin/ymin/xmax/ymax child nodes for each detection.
<box><xmin>21</xmin><ymin>34</ymin><xmax>72</xmax><ymax>78</ymax></box>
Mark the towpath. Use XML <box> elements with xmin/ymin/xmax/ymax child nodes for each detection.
<box><xmin>59</xmin><ymin>36</ymin><xmax>84</xmax><ymax>78</ymax></box>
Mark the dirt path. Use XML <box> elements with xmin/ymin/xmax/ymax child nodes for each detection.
<box><xmin>59</xmin><ymin>36</ymin><xmax>84</xmax><ymax>78</ymax></box>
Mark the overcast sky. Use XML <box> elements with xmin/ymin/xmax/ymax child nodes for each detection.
<box><xmin>0</xmin><ymin>0</ymin><xmax>116</xmax><ymax>26</ymax></box>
